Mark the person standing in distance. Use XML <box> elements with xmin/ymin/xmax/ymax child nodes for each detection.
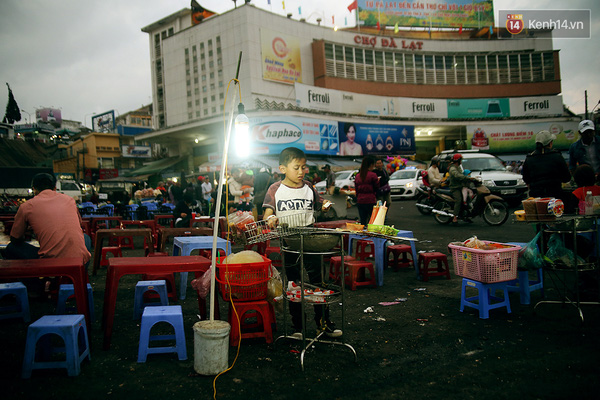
<box><xmin>568</xmin><ymin>120</ymin><xmax>599</xmax><ymax>178</ymax></box>
<box><xmin>373</xmin><ymin>158</ymin><xmax>391</xmax><ymax>210</ymax></box>
<box><xmin>322</xmin><ymin>164</ymin><xmax>336</xmax><ymax>195</ymax></box>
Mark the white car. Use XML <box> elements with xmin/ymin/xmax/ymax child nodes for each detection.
<box><xmin>389</xmin><ymin>168</ymin><xmax>423</xmax><ymax>199</ymax></box>
<box><xmin>314</xmin><ymin>170</ymin><xmax>358</xmax><ymax>195</ymax></box>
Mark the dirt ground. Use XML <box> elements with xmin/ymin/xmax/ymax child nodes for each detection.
<box><xmin>1</xmin><ymin>204</ymin><xmax>600</xmax><ymax>400</ymax></box>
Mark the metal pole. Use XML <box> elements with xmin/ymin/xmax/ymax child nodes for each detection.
<box><xmin>585</xmin><ymin>90</ymin><xmax>589</xmax><ymax>120</ymax></box>
<box><xmin>209</xmin><ymin>52</ymin><xmax>243</xmax><ymax>322</ymax></box>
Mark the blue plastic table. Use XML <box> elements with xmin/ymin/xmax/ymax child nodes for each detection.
<box><xmin>348</xmin><ymin>230</ymin><xmax>417</xmax><ymax>286</ymax></box>
<box><xmin>172</xmin><ymin>236</ymin><xmax>231</xmax><ymax>300</ymax></box>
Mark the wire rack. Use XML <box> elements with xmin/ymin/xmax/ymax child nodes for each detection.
<box><xmin>243</xmin><ymin>211</ymin><xmax>319</xmax><ymax>244</ymax></box>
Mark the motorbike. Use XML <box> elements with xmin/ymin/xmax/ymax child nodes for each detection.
<box><xmin>415</xmin><ymin>183</ymin><xmax>436</xmax><ymax>215</ymax></box>
<box><xmin>431</xmin><ymin>180</ymin><xmax>509</xmax><ymax>226</ymax></box>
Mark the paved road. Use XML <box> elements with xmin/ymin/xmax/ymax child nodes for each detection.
<box><xmin>344</xmin><ymin>199</ymin><xmax>533</xmax><ymax>253</ymax></box>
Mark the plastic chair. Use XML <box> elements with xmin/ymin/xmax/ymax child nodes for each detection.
<box><xmin>460</xmin><ymin>278</ymin><xmax>512</xmax><ymax>319</ymax></box>
<box><xmin>137</xmin><ymin>305</ymin><xmax>187</xmax><ymax>362</ymax></box>
<box><xmin>344</xmin><ymin>260</ymin><xmax>376</xmax><ymax>290</ymax></box>
<box><xmin>354</xmin><ymin>239</ymin><xmax>375</xmax><ymax>260</ymax></box>
<box><xmin>418</xmin><ymin>252</ymin><xmax>451</xmax><ymax>281</ymax></box>
<box><xmin>329</xmin><ymin>255</ymin><xmax>355</xmax><ymax>282</ymax></box>
<box><xmin>56</xmin><ymin>283</ymin><xmax>95</xmax><ymax>322</ymax></box>
<box><xmin>133</xmin><ymin>280</ymin><xmax>169</xmax><ymax>319</ymax></box>
<box><xmin>228</xmin><ymin>300</ymin><xmax>275</xmax><ymax>346</ymax></box>
<box><xmin>22</xmin><ymin>314</ymin><xmax>91</xmax><ymax>378</ymax></box>
<box><xmin>387</xmin><ymin>244</ymin><xmax>414</xmax><ymax>271</ymax></box>
<box><xmin>0</xmin><ymin>282</ymin><xmax>30</xmax><ymax>323</ymax></box>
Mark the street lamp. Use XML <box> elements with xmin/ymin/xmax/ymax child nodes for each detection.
<box><xmin>20</xmin><ymin>109</ymin><xmax>31</xmax><ymax>124</ymax></box>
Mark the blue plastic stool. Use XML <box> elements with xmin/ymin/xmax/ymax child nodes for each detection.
<box><xmin>137</xmin><ymin>305</ymin><xmax>187</xmax><ymax>362</ymax></box>
<box><xmin>460</xmin><ymin>278</ymin><xmax>512</xmax><ymax>319</ymax></box>
<box><xmin>505</xmin><ymin>242</ymin><xmax>544</xmax><ymax>305</ymax></box>
<box><xmin>56</xmin><ymin>284</ymin><xmax>95</xmax><ymax>322</ymax></box>
<box><xmin>133</xmin><ymin>280</ymin><xmax>169</xmax><ymax>319</ymax></box>
<box><xmin>22</xmin><ymin>314</ymin><xmax>91</xmax><ymax>378</ymax></box>
<box><xmin>0</xmin><ymin>282</ymin><xmax>30</xmax><ymax>323</ymax></box>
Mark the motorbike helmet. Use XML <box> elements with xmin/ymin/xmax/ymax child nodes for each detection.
<box><xmin>463</xmin><ymin>169</ymin><xmax>471</xmax><ymax>176</ymax></box>
<box><xmin>452</xmin><ymin>153</ymin><xmax>463</xmax><ymax>162</ymax></box>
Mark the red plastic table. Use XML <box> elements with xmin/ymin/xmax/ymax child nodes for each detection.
<box><xmin>0</xmin><ymin>258</ymin><xmax>90</xmax><ymax>330</ymax></box>
<box><xmin>92</xmin><ymin>228</ymin><xmax>154</xmax><ymax>275</ymax></box>
<box><xmin>102</xmin><ymin>255</ymin><xmax>211</xmax><ymax>350</ymax></box>
<box><xmin>314</xmin><ymin>220</ymin><xmax>356</xmax><ymax>229</ymax></box>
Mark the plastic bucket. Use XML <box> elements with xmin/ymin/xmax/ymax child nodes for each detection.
<box><xmin>193</xmin><ymin>320</ymin><xmax>230</xmax><ymax>375</ymax></box>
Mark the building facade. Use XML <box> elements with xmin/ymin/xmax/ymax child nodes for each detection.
<box><xmin>137</xmin><ymin>4</ymin><xmax>579</xmax><ymax>171</ymax></box>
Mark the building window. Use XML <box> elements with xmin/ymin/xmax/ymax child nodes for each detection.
<box><xmin>168</xmin><ymin>27</ymin><xmax>174</xmax><ymax>36</ymax></box>
<box><xmin>203</xmin><ymin>97</ymin><xmax>208</xmax><ymax>103</ymax></box>
<box><xmin>203</xmin><ymin>86</ymin><xmax>207</xmax><ymax>93</ymax></box>
<box><xmin>195</xmin><ymin>99</ymin><xmax>200</xmax><ymax>106</ymax></box>
<box><xmin>188</xmin><ymin>113</ymin><xmax>193</xmax><ymax>119</ymax></box>
<box><xmin>211</xmin><ymin>106</ymin><xmax>216</xmax><ymax>113</ymax></box>
<box><xmin>161</xmin><ymin>30</ymin><xmax>167</xmax><ymax>39</ymax></box>
<box><xmin>211</xmin><ymin>95</ymin><xmax>215</xmax><ymax>102</ymax></box>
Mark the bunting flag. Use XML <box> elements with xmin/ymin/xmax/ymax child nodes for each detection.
<box><xmin>267</xmin><ymin>0</ymin><xmax>270</xmax><ymax>4</ymax></box>
<box><xmin>298</xmin><ymin>6</ymin><xmax>301</xmax><ymax>15</ymax></box>
<box><xmin>332</xmin><ymin>16</ymin><xmax>335</xmax><ymax>24</ymax></box>
<box><xmin>282</xmin><ymin>1</ymin><xmax>285</xmax><ymax>10</ymax></box>
<box><xmin>394</xmin><ymin>22</ymin><xmax>399</xmax><ymax>33</ymax></box>
<box><xmin>347</xmin><ymin>0</ymin><xmax>358</xmax><ymax>12</ymax></box>
<box><xmin>191</xmin><ymin>0</ymin><xmax>216</xmax><ymax>25</ymax></box>
<box><xmin>345</xmin><ymin>17</ymin><xmax>347</xmax><ymax>25</ymax></box>
<box><xmin>489</xmin><ymin>25</ymin><xmax>494</xmax><ymax>34</ymax></box>
<box><xmin>376</xmin><ymin>21</ymin><xmax>380</xmax><ymax>30</ymax></box>
<box><xmin>459</xmin><ymin>24</ymin><xmax>463</xmax><ymax>34</ymax></box>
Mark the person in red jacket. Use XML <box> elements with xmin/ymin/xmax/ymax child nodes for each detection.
<box><xmin>354</xmin><ymin>155</ymin><xmax>379</xmax><ymax>225</ymax></box>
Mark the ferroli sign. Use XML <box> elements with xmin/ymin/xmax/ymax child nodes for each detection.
<box><xmin>508</xmin><ymin>95</ymin><xmax>563</xmax><ymax>117</ymax></box>
<box><xmin>295</xmin><ymin>83</ymin><xmax>341</xmax><ymax>112</ymax></box>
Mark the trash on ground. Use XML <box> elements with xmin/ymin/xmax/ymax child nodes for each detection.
<box><xmin>375</xmin><ymin>317</ymin><xmax>386</xmax><ymax>321</ymax></box>
<box><xmin>413</xmin><ymin>288</ymin><xmax>427</xmax><ymax>291</ymax></box>
<box><xmin>364</xmin><ymin>306</ymin><xmax>374</xmax><ymax>313</ymax></box>
<box><xmin>394</xmin><ymin>298</ymin><xmax>408</xmax><ymax>302</ymax></box>
<box><xmin>378</xmin><ymin>301</ymin><xmax>404</xmax><ymax>306</ymax></box>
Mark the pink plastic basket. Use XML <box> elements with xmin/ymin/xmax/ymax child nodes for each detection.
<box><xmin>448</xmin><ymin>241</ymin><xmax>520</xmax><ymax>283</ymax></box>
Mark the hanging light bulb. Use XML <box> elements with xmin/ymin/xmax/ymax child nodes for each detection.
<box><xmin>234</xmin><ymin>103</ymin><xmax>250</xmax><ymax>157</ymax></box>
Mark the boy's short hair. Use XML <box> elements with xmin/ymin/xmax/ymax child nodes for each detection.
<box><xmin>279</xmin><ymin>147</ymin><xmax>306</xmax><ymax>167</ymax></box>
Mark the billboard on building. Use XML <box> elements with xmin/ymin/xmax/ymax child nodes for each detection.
<box><xmin>357</xmin><ymin>0</ymin><xmax>494</xmax><ymax>29</ymax></box>
<box><xmin>447</xmin><ymin>98</ymin><xmax>510</xmax><ymax>119</ymax></box>
<box><xmin>466</xmin><ymin>121</ymin><xmax>579</xmax><ymax>153</ymax></box>
<box><xmin>260</xmin><ymin>28</ymin><xmax>302</xmax><ymax>85</ymax></box>
<box><xmin>92</xmin><ymin>110</ymin><xmax>116</xmax><ymax>133</ymax></box>
<box><xmin>509</xmin><ymin>96</ymin><xmax>564</xmax><ymax>117</ymax></box>
<box><xmin>35</xmin><ymin>108</ymin><xmax>62</xmax><ymax>126</ymax></box>
<box><xmin>249</xmin><ymin>116</ymin><xmax>338</xmax><ymax>155</ymax></box>
<box><xmin>121</xmin><ymin>145</ymin><xmax>152</xmax><ymax>158</ymax></box>
<box><xmin>338</xmin><ymin>122</ymin><xmax>415</xmax><ymax>156</ymax></box>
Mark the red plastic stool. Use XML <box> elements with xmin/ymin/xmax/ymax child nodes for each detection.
<box><xmin>100</xmin><ymin>246</ymin><xmax>122</xmax><ymax>267</ymax></box>
<box><xmin>354</xmin><ymin>239</ymin><xmax>375</xmax><ymax>261</ymax></box>
<box><xmin>418</xmin><ymin>252</ymin><xmax>451</xmax><ymax>282</ymax></box>
<box><xmin>265</xmin><ymin>243</ymin><xmax>282</xmax><ymax>268</ymax></box>
<box><xmin>118</xmin><ymin>236</ymin><xmax>134</xmax><ymax>249</ymax></box>
<box><xmin>228</xmin><ymin>300</ymin><xmax>275</xmax><ymax>346</ymax></box>
<box><xmin>344</xmin><ymin>261</ymin><xmax>376</xmax><ymax>291</ymax></box>
<box><xmin>387</xmin><ymin>244</ymin><xmax>414</xmax><ymax>271</ymax></box>
<box><xmin>329</xmin><ymin>256</ymin><xmax>355</xmax><ymax>282</ymax></box>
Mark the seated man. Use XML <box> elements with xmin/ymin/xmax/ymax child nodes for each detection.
<box><xmin>2</xmin><ymin>173</ymin><xmax>91</xmax><ymax>276</ymax></box>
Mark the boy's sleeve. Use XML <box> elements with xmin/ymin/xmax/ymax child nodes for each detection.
<box><xmin>309</xmin><ymin>181</ymin><xmax>323</xmax><ymax>211</ymax></box>
<box><xmin>262</xmin><ymin>182</ymin><xmax>279</xmax><ymax>212</ymax></box>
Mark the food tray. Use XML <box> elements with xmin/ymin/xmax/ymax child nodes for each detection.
<box><xmin>448</xmin><ymin>241</ymin><xmax>520</xmax><ymax>283</ymax></box>
<box><xmin>283</xmin><ymin>282</ymin><xmax>341</xmax><ymax>304</ymax></box>
<box><xmin>216</xmin><ymin>255</ymin><xmax>271</xmax><ymax>301</ymax></box>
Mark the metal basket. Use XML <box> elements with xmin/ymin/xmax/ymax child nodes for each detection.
<box><xmin>243</xmin><ymin>211</ymin><xmax>318</xmax><ymax>244</ymax></box>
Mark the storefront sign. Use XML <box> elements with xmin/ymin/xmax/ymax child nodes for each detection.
<box><xmin>249</xmin><ymin>116</ymin><xmax>339</xmax><ymax>155</ymax></box>
<box><xmin>122</xmin><ymin>145</ymin><xmax>152</xmax><ymax>158</ymax></box>
<box><xmin>99</xmin><ymin>169</ymin><xmax>119</xmax><ymax>180</ymax></box>
<box><xmin>260</xmin><ymin>28</ymin><xmax>302</xmax><ymax>85</ymax></box>
<box><xmin>338</xmin><ymin>122</ymin><xmax>415</xmax><ymax>156</ymax></box>
<box><xmin>509</xmin><ymin>95</ymin><xmax>563</xmax><ymax>117</ymax></box>
<box><xmin>447</xmin><ymin>98</ymin><xmax>510</xmax><ymax>119</ymax></box>
<box><xmin>466</xmin><ymin>121</ymin><xmax>579</xmax><ymax>153</ymax></box>
<box><xmin>295</xmin><ymin>83</ymin><xmax>342</xmax><ymax>112</ymax></box>
<box><xmin>353</xmin><ymin>35</ymin><xmax>423</xmax><ymax>50</ymax></box>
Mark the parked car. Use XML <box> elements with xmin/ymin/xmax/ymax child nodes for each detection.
<box><xmin>389</xmin><ymin>168</ymin><xmax>423</xmax><ymax>199</ymax></box>
<box><xmin>314</xmin><ymin>170</ymin><xmax>358</xmax><ymax>195</ymax></box>
<box><xmin>436</xmin><ymin>150</ymin><xmax>527</xmax><ymax>202</ymax></box>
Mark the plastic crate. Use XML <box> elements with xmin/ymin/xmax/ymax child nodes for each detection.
<box><xmin>448</xmin><ymin>241</ymin><xmax>520</xmax><ymax>283</ymax></box>
<box><xmin>216</xmin><ymin>255</ymin><xmax>271</xmax><ymax>302</ymax></box>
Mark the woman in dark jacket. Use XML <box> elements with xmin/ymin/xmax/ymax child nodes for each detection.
<box><xmin>354</xmin><ymin>155</ymin><xmax>380</xmax><ymax>225</ymax></box>
<box><xmin>522</xmin><ymin>130</ymin><xmax>571</xmax><ymax>201</ymax></box>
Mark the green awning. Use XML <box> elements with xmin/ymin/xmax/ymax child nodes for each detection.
<box><xmin>123</xmin><ymin>156</ymin><xmax>186</xmax><ymax>177</ymax></box>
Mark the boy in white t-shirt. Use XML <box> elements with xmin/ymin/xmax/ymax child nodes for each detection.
<box><xmin>262</xmin><ymin>147</ymin><xmax>341</xmax><ymax>338</ymax></box>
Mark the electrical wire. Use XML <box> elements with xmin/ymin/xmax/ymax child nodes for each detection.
<box><xmin>212</xmin><ymin>78</ymin><xmax>243</xmax><ymax>400</ymax></box>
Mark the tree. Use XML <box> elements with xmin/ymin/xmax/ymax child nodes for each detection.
<box><xmin>2</xmin><ymin>83</ymin><xmax>21</xmax><ymax>124</ymax></box>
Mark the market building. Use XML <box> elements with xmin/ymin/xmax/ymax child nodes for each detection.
<box><xmin>135</xmin><ymin>2</ymin><xmax>580</xmax><ymax>174</ymax></box>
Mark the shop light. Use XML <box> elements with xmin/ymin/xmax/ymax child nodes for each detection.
<box><xmin>415</xmin><ymin>130</ymin><xmax>421</xmax><ymax>136</ymax></box>
<box><xmin>428</xmin><ymin>130</ymin><xmax>433</xmax><ymax>136</ymax></box>
<box><xmin>234</xmin><ymin>102</ymin><xmax>250</xmax><ymax>157</ymax></box>
<box><xmin>195</xmin><ymin>138</ymin><xmax>199</xmax><ymax>143</ymax></box>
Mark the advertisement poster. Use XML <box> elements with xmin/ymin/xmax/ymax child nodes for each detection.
<box><xmin>338</xmin><ymin>122</ymin><xmax>415</xmax><ymax>156</ymax></box>
<box><xmin>260</xmin><ymin>28</ymin><xmax>302</xmax><ymax>85</ymax></box>
<box><xmin>466</xmin><ymin>121</ymin><xmax>579</xmax><ymax>153</ymax></box>
<box><xmin>92</xmin><ymin>110</ymin><xmax>116</xmax><ymax>133</ymax></box>
<box><xmin>447</xmin><ymin>98</ymin><xmax>510</xmax><ymax>119</ymax></box>
<box><xmin>249</xmin><ymin>116</ymin><xmax>338</xmax><ymax>155</ymax></box>
<box><xmin>35</xmin><ymin>108</ymin><xmax>62</xmax><ymax>126</ymax></box>
<box><xmin>357</xmin><ymin>0</ymin><xmax>494</xmax><ymax>29</ymax></box>
<box><xmin>508</xmin><ymin>95</ymin><xmax>563</xmax><ymax>117</ymax></box>
<box><xmin>121</xmin><ymin>145</ymin><xmax>152</xmax><ymax>158</ymax></box>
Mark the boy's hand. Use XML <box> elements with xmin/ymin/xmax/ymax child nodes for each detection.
<box><xmin>266</xmin><ymin>215</ymin><xmax>278</xmax><ymax>228</ymax></box>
